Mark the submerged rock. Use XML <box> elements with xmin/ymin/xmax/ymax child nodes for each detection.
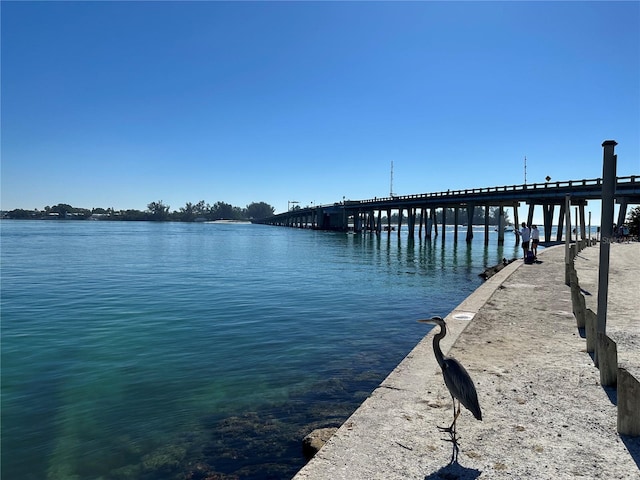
<box><xmin>302</xmin><ymin>427</ymin><xmax>338</xmax><ymax>460</ymax></box>
<box><xmin>479</xmin><ymin>257</ymin><xmax>517</xmax><ymax>280</ymax></box>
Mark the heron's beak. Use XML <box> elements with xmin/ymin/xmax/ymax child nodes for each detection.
<box><xmin>417</xmin><ymin>318</ymin><xmax>437</xmax><ymax>324</ymax></box>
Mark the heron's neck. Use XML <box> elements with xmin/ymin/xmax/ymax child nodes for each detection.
<box><xmin>432</xmin><ymin>327</ymin><xmax>446</xmax><ymax>368</ymax></box>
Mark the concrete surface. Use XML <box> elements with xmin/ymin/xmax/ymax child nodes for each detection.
<box><xmin>294</xmin><ymin>243</ymin><xmax>640</xmax><ymax>479</ymax></box>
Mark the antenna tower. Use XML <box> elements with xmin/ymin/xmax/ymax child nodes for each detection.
<box><xmin>390</xmin><ymin>161</ymin><xmax>395</xmax><ymax>197</ymax></box>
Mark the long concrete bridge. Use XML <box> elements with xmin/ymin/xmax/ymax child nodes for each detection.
<box><xmin>256</xmin><ymin>175</ymin><xmax>640</xmax><ymax>244</ymax></box>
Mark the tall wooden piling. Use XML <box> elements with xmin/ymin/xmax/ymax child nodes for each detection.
<box><xmin>597</xmin><ymin>140</ymin><xmax>618</xmax><ymax>336</ymax></box>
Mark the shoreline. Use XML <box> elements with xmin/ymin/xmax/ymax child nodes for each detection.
<box><xmin>294</xmin><ymin>243</ymin><xmax>640</xmax><ymax>479</ymax></box>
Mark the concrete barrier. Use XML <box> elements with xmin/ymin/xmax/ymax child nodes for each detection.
<box><xmin>618</xmin><ymin>367</ymin><xmax>640</xmax><ymax>436</ymax></box>
<box><xmin>585</xmin><ymin>308</ymin><xmax>597</xmax><ymax>354</ymax></box>
<box><xmin>570</xmin><ymin>267</ymin><xmax>586</xmax><ymax>329</ymax></box>
<box><xmin>597</xmin><ymin>332</ymin><xmax>618</xmax><ymax>387</ymax></box>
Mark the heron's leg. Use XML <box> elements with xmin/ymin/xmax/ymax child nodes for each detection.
<box><xmin>449</xmin><ymin>436</ymin><xmax>460</xmax><ymax>465</ymax></box>
<box><xmin>449</xmin><ymin>400</ymin><xmax>463</xmax><ymax>444</ymax></box>
<box><xmin>437</xmin><ymin>395</ymin><xmax>457</xmax><ymax>433</ymax></box>
<box><xmin>451</xmin><ymin>400</ymin><xmax>462</xmax><ymax>434</ymax></box>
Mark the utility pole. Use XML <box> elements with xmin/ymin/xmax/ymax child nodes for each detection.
<box><xmin>524</xmin><ymin>156</ymin><xmax>527</xmax><ymax>184</ymax></box>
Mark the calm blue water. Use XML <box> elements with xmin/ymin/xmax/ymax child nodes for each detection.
<box><xmin>1</xmin><ymin>220</ymin><xmax>522</xmax><ymax>479</ymax></box>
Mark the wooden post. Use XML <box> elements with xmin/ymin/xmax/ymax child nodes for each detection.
<box><xmin>597</xmin><ymin>140</ymin><xmax>617</xmax><ymax>335</ymax></box>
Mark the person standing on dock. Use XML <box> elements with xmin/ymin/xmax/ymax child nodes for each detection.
<box><xmin>520</xmin><ymin>222</ymin><xmax>531</xmax><ymax>259</ymax></box>
<box><xmin>531</xmin><ymin>225</ymin><xmax>540</xmax><ymax>257</ymax></box>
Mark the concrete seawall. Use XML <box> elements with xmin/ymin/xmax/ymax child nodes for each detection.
<box><xmin>294</xmin><ymin>243</ymin><xmax>640</xmax><ymax>479</ymax></box>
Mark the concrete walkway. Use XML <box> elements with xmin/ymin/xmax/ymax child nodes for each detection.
<box><xmin>294</xmin><ymin>243</ymin><xmax>640</xmax><ymax>479</ymax></box>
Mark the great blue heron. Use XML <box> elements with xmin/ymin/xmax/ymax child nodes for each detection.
<box><xmin>418</xmin><ymin>316</ymin><xmax>482</xmax><ymax>437</ymax></box>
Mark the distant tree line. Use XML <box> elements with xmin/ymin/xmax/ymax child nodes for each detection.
<box><xmin>626</xmin><ymin>206</ymin><xmax>640</xmax><ymax>236</ymax></box>
<box><xmin>6</xmin><ymin>204</ymin><xmax>639</xmax><ymax>233</ymax></box>
<box><xmin>3</xmin><ymin>200</ymin><xmax>276</xmax><ymax>222</ymax></box>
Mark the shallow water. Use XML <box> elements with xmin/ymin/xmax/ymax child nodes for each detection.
<box><xmin>1</xmin><ymin>220</ymin><xmax>522</xmax><ymax>479</ymax></box>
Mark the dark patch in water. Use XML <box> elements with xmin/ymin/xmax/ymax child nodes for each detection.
<box><xmin>124</xmin><ymin>371</ymin><xmax>385</xmax><ymax>480</ymax></box>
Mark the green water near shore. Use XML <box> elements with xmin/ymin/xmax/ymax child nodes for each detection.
<box><xmin>1</xmin><ymin>220</ymin><xmax>522</xmax><ymax>479</ymax></box>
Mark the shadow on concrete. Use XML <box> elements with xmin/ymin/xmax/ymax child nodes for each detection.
<box><xmin>575</xmin><ymin>253</ymin><xmax>592</xmax><ymax>261</ymax></box>
<box><xmin>621</xmin><ymin>435</ymin><xmax>640</xmax><ymax>471</ymax></box>
<box><xmin>424</xmin><ymin>460</ymin><xmax>481</xmax><ymax>480</ymax></box>
<box><xmin>540</xmin><ymin>241</ymin><xmax>564</xmax><ymax>248</ymax></box>
<box><xmin>603</xmin><ymin>385</ymin><xmax>618</xmax><ymax>406</ymax></box>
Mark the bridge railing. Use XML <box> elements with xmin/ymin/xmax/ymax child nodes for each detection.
<box><xmin>357</xmin><ymin>175</ymin><xmax>637</xmax><ymax>205</ymax></box>
<box><xmin>262</xmin><ymin>176</ymin><xmax>638</xmax><ymax>218</ymax></box>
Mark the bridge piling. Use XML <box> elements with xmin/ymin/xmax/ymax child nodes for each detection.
<box><xmin>425</xmin><ymin>210</ymin><xmax>433</xmax><ymax>239</ymax></box>
<box><xmin>466</xmin><ymin>204</ymin><xmax>475</xmax><ymax>243</ymax></box>
<box><xmin>512</xmin><ymin>204</ymin><xmax>519</xmax><ymax>245</ymax></box>
<box><xmin>498</xmin><ymin>205</ymin><xmax>506</xmax><ymax>245</ymax></box>
<box><xmin>543</xmin><ymin>204</ymin><xmax>555</xmax><ymax>242</ymax></box>
<box><xmin>579</xmin><ymin>202</ymin><xmax>587</xmax><ymax>241</ymax></box>
<box><xmin>527</xmin><ymin>202</ymin><xmax>535</xmax><ymax>226</ymax></box>
<box><xmin>483</xmin><ymin>206</ymin><xmax>490</xmax><ymax>245</ymax></box>
<box><xmin>557</xmin><ymin>202</ymin><xmax>566</xmax><ymax>242</ymax></box>
<box><xmin>453</xmin><ymin>207</ymin><xmax>459</xmax><ymax>242</ymax></box>
<box><xmin>441</xmin><ymin>207</ymin><xmax>446</xmax><ymax>242</ymax></box>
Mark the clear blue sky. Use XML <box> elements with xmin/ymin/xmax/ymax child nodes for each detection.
<box><xmin>2</xmin><ymin>1</ymin><xmax>639</xmax><ymax>223</ymax></box>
